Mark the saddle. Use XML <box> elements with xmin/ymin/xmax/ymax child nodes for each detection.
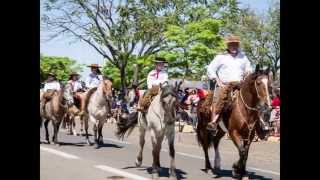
<box><xmin>138</xmin><ymin>85</ymin><xmax>160</xmax><ymax>112</ymax></box>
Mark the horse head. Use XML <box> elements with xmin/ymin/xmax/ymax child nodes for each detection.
<box><xmin>63</xmin><ymin>83</ymin><xmax>74</xmax><ymax>107</ymax></box>
<box><xmin>102</xmin><ymin>77</ymin><xmax>114</xmax><ymax>115</ymax></box>
<box><xmin>160</xmin><ymin>82</ymin><xmax>178</xmax><ymax>124</ymax></box>
<box><xmin>248</xmin><ymin>64</ymin><xmax>272</xmax><ymax>111</ymax></box>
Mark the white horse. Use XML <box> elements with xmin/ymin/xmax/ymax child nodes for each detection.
<box><xmin>82</xmin><ymin>78</ymin><xmax>113</xmax><ymax>148</ymax></box>
<box><xmin>116</xmin><ymin>83</ymin><xmax>181</xmax><ymax>179</ymax></box>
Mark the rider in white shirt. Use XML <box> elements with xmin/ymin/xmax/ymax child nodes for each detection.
<box><xmin>68</xmin><ymin>72</ymin><xmax>83</xmax><ymax>92</ymax></box>
<box><xmin>138</xmin><ymin>57</ymin><xmax>169</xmax><ymax>112</ymax></box>
<box><xmin>41</xmin><ymin>73</ymin><xmax>61</xmax><ymax>114</ymax></box>
<box><xmin>85</xmin><ymin>64</ymin><xmax>103</xmax><ymax>89</ymax></box>
<box><xmin>43</xmin><ymin>73</ymin><xmax>61</xmax><ymax>92</ymax></box>
<box><xmin>147</xmin><ymin>61</ymin><xmax>169</xmax><ymax>89</ymax></box>
<box><xmin>206</xmin><ymin>35</ymin><xmax>252</xmax><ymax>134</ymax></box>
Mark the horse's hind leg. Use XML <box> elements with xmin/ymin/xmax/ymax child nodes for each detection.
<box><xmin>212</xmin><ymin>130</ymin><xmax>225</xmax><ymax>174</ymax></box>
<box><xmin>44</xmin><ymin>119</ymin><xmax>50</xmax><ymax>144</ymax></box>
<box><xmin>135</xmin><ymin>126</ymin><xmax>146</xmax><ymax>167</ymax></box>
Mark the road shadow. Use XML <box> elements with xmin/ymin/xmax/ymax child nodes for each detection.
<box><xmin>58</xmin><ymin>142</ymin><xmax>87</xmax><ymax>147</ymax></box>
<box><xmin>208</xmin><ymin>169</ymin><xmax>272</xmax><ymax>180</ymax></box>
<box><xmin>122</xmin><ymin>166</ymin><xmax>187</xmax><ymax>179</ymax></box>
<box><xmin>95</xmin><ymin>143</ymin><xmax>123</xmax><ymax>149</ymax></box>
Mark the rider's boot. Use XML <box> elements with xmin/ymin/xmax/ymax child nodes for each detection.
<box><xmin>207</xmin><ymin>114</ymin><xmax>220</xmax><ymax>135</ymax></box>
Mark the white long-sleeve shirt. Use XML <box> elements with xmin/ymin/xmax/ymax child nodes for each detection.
<box><xmin>85</xmin><ymin>73</ymin><xmax>103</xmax><ymax>89</ymax></box>
<box><xmin>68</xmin><ymin>80</ymin><xmax>83</xmax><ymax>92</ymax></box>
<box><xmin>147</xmin><ymin>70</ymin><xmax>168</xmax><ymax>89</ymax></box>
<box><xmin>207</xmin><ymin>52</ymin><xmax>252</xmax><ymax>83</ymax></box>
<box><xmin>43</xmin><ymin>81</ymin><xmax>61</xmax><ymax>92</ymax></box>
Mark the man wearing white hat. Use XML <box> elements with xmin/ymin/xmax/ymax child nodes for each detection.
<box><xmin>206</xmin><ymin>35</ymin><xmax>252</xmax><ymax>134</ymax></box>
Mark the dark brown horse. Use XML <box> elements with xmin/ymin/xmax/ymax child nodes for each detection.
<box><xmin>197</xmin><ymin>66</ymin><xmax>271</xmax><ymax>179</ymax></box>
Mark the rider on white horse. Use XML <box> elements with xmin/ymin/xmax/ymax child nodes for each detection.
<box><xmin>137</xmin><ymin>57</ymin><xmax>169</xmax><ymax>112</ymax></box>
<box><xmin>206</xmin><ymin>35</ymin><xmax>252</xmax><ymax>134</ymax></box>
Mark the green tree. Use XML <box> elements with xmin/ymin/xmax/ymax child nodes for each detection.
<box><xmin>40</xmin><ymin>55</ymin><xmax>83</xmax><ymax>82</ymax></box>
<box><xmin>160</xmin><ymin>18</ymin><xmax>225</xmax><ymax>80</ymax></box>
<box><xmin>223</xmin><ymin>1</ymin><xmax>280</xmax><ymax>79</ymax></box>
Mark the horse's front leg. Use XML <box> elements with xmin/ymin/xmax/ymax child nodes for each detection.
<box><xmin>229</xmin><ymin>130</ymin><xmax>245</xmax><ymax>178</ymax></box>
<box><xmin>44</xmin><ymin>119</ymin><xmax>50</xmax><ymax>144</ymax></box>
<box><xmin>97</xmin><ymin>120</ymin><xmax>105</xmax><ymax>145</ymax></box>
<box><xmin>52</xmin><ymin>120</ymin><xmax>61</xmax><ymax>145</ymax></box>
<box><xmin>83</xmin><ymin>114</ymin><xmax>91</xmax><ymax>145</ymax></box>
<box><xmin>150</xmin><ymin>129</ymin><xmax>164</xmax><ymax>178</ymax></box>
<box><xmin>167</xmin><ymin>126</ymin><xmax>177</xmax><ymax>178</ymax></box>
<box><xmin>93</xmin><ymin>123</ymin><xmax>98</xmax><ymax>148</ymax></box>
<box><xmin>135</xmin><ymin>125</ymin><xmax>146</xmax><ymax>167</ymax></box>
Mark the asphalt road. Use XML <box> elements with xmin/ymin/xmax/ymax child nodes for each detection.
<box><xmin>40</xmin><ymin>122</ymin><xmax>280</xmax><ymax>180</ymax></box>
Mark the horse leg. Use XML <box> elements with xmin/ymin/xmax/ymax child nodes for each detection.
<box><xmin>212</xmin><ymin>130</ymin><xmax>225</xmax><ymax>174</ymax></box>
<box><xmin>93</xmin><ymin>123</ymin><xmax>98</xmax><ymax>147</ymax></box>
<box><xmin>83</xmin><ymin>114</ymin><xmax>91</xmax><ymax>145</ymax></box>
<box><xmin>44</xmin><ymin>119</ymin><xmax>50</xmax><ymax>144</ymax></box>
<box><xmin>72</xmin><ymin>116</ymin><xmax>77</xmax><ymax>136</ymax></box>
<box><xmin>167</xmin><ymin>128</ymin><xmax>177</xmax><ymax>178</ymax></box>
<box><xmin>135</xmin><ymin>126</ymin><xmax>146</xmax><ymax>167</ymax></box>
<box><xmin>229</xmin><ymin>130</ymin><xmax>247</xmax><ymax>178</ymax></box>
<box><xmin>150</xmin><ymin>130</ymin><xmax>163</xmax><ymax>178</ymax></box>
<box><xmin>52</xmin><ymin>120</ymin><xmax>61</xmax><ymax>145</ymax></box>
<box><xmin>98</xmin><ymin>120</ymin><xmax>104</xmax><ymax>145</ymax></box>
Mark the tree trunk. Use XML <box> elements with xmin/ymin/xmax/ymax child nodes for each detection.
<box><xmin>132</xmin><ymin>64</ymin><xmax>138</xmax><ymax>86</ymax></box>
<box><xmin>120</xmin><ymin>66</ymin><xmax>127</xmax><ymax>97</ymax></box>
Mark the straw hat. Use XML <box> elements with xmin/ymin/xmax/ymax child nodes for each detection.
<box><xmin>87</xmin><ymin>64</ymin><xmax>101</xmax><ymax>68</ymax></box>
<box><xmin>225</xmin><ymin>35</ymin><xmax>241</xmax><ymax>44</ymax></box>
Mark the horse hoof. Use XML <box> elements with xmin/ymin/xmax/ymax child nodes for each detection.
<box><xmin>169</xmin><ymin>170</ymin><xmax>177</xmax><ymax>179</ymax></box>
<box><xmin>94</xmin><ymin>144</ymin><xmax>100</xmax><ymax>149</ymax></box>
<box><xmin>213</xmin><ymin>167</ymin><xmax>221</xmax><ymax>175</ymax></box>
<box><xmin>86</xmin><ymin>140</ymin><xmax>92</xmax><ymax>146</ymax></box>
<box><xmin>135</xmin><ymin>159</ymin><xmax>142</xmax><ymax>167</ymax></box>
<box><xmin>44</xmin><ymin>140</ymin><xmax>50</xmax><ymax>144</ymax></box>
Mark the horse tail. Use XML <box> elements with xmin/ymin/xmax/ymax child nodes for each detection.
<box><xmin>196</xmin><ymin>99</ymin><xmax>214</xmax><ymax>149</ymax></box>
<box><xmin>115</xmin><ymin>112</ymin><xmax>139</xmax><ymax>140</ymax></box>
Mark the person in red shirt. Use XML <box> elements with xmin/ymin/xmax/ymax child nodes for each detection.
<box><xmin>270</xmin><ymin>88</ymin><xmax>280</xmax><ymax>137</ymax></box>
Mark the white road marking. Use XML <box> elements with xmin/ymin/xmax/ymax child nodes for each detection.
<box><xmin>40</xmin><ymin>146</ymin><xmax>80</xmax><ymax>160</ymax></box>
<box><xmin>247</xmin><ymin>167</ymin><xmax>280</xmax><ymax>176</ymax></box>
<box><xmin>103</xmin><ymin>137</ymin><xmax>131</xmax><ymax>145</ymax></box>
<box><xmin>95</xmin><ymin>165</ymin><xmax>150</xmax><ymax>180</ymax></box>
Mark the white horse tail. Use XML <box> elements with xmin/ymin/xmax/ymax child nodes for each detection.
<box><xmin>115</xmin><ymin>112</ymin><xmax>139</xmax><ymax>140</ymax></box>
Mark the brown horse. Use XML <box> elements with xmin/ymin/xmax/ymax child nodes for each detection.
<box><xmin>197</xmin><ymin>66</ymin><xmax>271</xmax><ymax>179</ymax></box>
<box><xmin>40</xmin><ymin>86</ymin><xmax>68</xmax><ymax>145</ymax></box>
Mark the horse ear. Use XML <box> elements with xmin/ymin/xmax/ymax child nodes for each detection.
<box><xmin>255</xmin><ymin>64</ymin><xmax>261</xmax><ymax>73</ymax></box>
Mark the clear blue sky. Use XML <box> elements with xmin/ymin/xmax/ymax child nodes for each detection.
<box><xmin>40</xmin><ymin>0</ymin><xmax>276</xmax><ymax>79</ymax></box>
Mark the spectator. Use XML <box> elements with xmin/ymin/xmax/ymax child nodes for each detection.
<box><xmin>269</xmin><ymin>88</ymin><xmax>280</xmax><ymax>137</ymax></box>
